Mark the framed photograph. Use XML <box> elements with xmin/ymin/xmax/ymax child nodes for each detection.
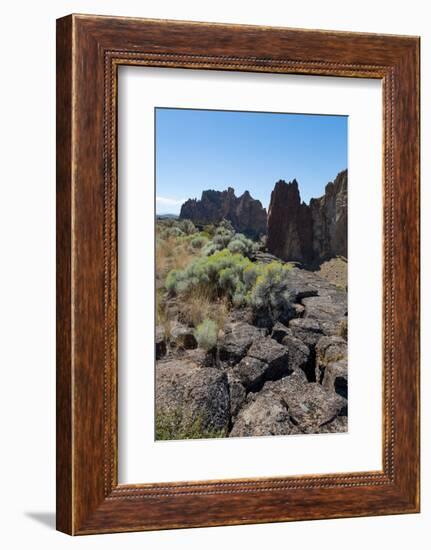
<box><xmin>56</xmin><ymin>14</ymin><xmax>420</xmax><ymax>535</ymax></box>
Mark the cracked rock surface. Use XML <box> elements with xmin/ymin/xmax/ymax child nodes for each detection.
<box><xmin>156</xmin><ymin>266</ymin><xmax>348</xmax><ymax>439</ymax></box>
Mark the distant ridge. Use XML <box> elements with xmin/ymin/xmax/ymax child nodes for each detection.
<box><xmin>156</xmin><ymin>213</ymin><xmax>179</xmax><ymax>220</ymax></box>
<box><xmin>179</xmin><ymin>187</ymin><xmax>267</xmax><ymax>239</ymax></box>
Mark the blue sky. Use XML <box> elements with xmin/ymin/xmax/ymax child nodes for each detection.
<box><xmin>155</xmin><ymin>108</ymin><xmax>347</xmax><ymax>215</ymax></box>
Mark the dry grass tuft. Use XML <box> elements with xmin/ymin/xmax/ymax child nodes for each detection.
<box><xmin>156</xmin><ymin>236</ymin><xmax>197</xmax><ymax>283</ymax></box>
<box><xmin>156</xmin><ymin>229</ymin><xmax>204</xmax><ymax>334</ymax></box>
<box><xmin>179</xmin><ymin>290</ymin><xmax>230</xmax><ymax>331</ymax></box>
<box><xmin>156</xmin><ymin>289</ymin><xmax>173</xmax><ymax>340</ymax></box>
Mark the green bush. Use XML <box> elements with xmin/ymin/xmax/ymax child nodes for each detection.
<box><xmin>194</xmin><ymin>319</ymin><xmax>218</xmax><ymax>351</ymax></box>
<box><xmin>249</xmin><ymin>262</ymin><xmax>293</xmax><ymax>324</ymax></box>
<box><xmin>190</xmin><ymin>235</ymin><xmax>209</xmax><ymax>249</ymax></box>
<box><xmin>232</xmin><ymin>283</ymin><xmax>248</xmax><ymax>307</ymax></box>
<box><xmin>156</xmin><ymin>219</ymin><xmax>198</xmax><ymax>240</ymax></box>
<box><xmin>226</xmin><ymin>238</ymin><xmax>247</xmax><ymax>255</ymax></box>
<box><xmin>157</xmin><ymin>218</ymin><xmax>176</xmax><ymax>228</ymax></box>
<box><xmin>160</xmin><ymin>226</ymin><xmax>184</xmax><ymax>239</ymax></box>
<box><xmin>166</xmin><ymin>249</ymin><xmax>252</xmax><ymax>301</ymax></box>
<box><xmin>179</xmin><ymin>219</ymin><xmax>197</xmax><ymax>235</ymax></box>
<box><xmin>203</xmin><ymin>224</ymin><xmax>216</xmax><ymax>237</ymax></box>
<box><xmin>165</xmin><ymin>268</ymin><xmax>188</xmax><ymax>295</ymax></box>
<box><xmin>155</xmin><ymin>409</ymin><xmax>226</xmax><ymax>440</ymax></box>
<box><xmin>227</xmin><ymin>233</ymin><xmax>258</xmax><ymax>257</ymax></box>
<box><xmin>202</xmin><ymin>242</ymin><xmax>219</xmax><ymax>256</ymax></box>
<box><xmin>165</xmin><ymin>242</ymin><xmax>294</xmax><ymax>325</ymax></box>
<box><xmin>243</xmin><ymin>263</ymin><xmax>261</xmax><ymax>287</ymax></box>
<box><xmin>218</xmin><ymin>218</ymin><xmax>234</xmax><ymax>232</ymax></box>
<box><xmin>212</xmin><ymin>228</ymin><xmax>234</xmax><ymax>249</ymax></box>
<box><xmin>203</xmin><ymin>226</ymin><xmax>257</xmax><ymax>259</ymax></box>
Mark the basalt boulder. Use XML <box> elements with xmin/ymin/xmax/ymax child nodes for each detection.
<box><xmin>169</xmin><ymin>323</ymin><xmax>198</xmax><ymax>350</ymax></box>
<box><xmin>315</xmin><ymin>335</ymin><xmax>348</xmax><ymax>383</ymax></box>
<box><xmin>232</xmin><ymin>336</ymin><xmax>293</xmax><ymax>392</ymax></box>
<box><xmin>219</xmin><ymin>322</ymin><xmax>265</xmax><ymax>365</ymax></box>
<box><xmin>155</xmin><ymin>325</ymin><xmax>167</xmax><ymax>359</ymax></box>
<box><xmin>230</xmin><ymin>372</ymin><xmax>347</xmax><ymax>437</ymax></box>
<box><xmin>229</xmin><ymin>373</ymin><xmax>306</xmax><ymax>438</ymax></box>
<box><xmin>321</xmin><ymin>359</ymin><xmax>348</xmax><ymax>399</ymax></box>
<box><xmin>155</xmin><ymin>360</ymin><xmax>230</xmax><ymax>436</ymax></box>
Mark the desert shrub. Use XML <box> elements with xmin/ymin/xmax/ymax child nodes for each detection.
<box><xmin>156</xmin><ymin>219</ymin><xmax>206</xmax><ymax>286</ymax></box>
<box><xmin>219</xmin><ymin>218</ymin><xmax>234</xmax><ymax>232</ymax></box>
<box><xmin>179</xmin><ymin>291</ymin><xmax>211</xmax><ymax>327</ymax></box>
<box><xmin>249</xmin><ymin>262</ymin><xmax>293</xmax><ymax>324</ymax></box>
<box><xmin>243</xmin><ymin>263</ymin><xmax>261</xmax><ymax>288</ymax></box>
<box><xmin>194</xmin><ymin>319</ymin><xmax>218</xmax><ymax>351</ymax></box>
<box><xmin>211</xmin><ymin>297</ymin><xmax>229</xmax><ymax>331</ymax></box>
<box><xmin>157</xmin><ymin>236</ymin><xmax>177</xmax><ymax>259</ymax></box>
<box><xmin>165</xmin><ymin>268</ymin><xmax>183</xmax><ymax>294</ymax></box>
<box><xmin>156</xmin><ymin>217</ymin><xmax>176</xmax><ymax>228</ymax></box>
<box><xmin>178</xmin><ymin>290</ymin><xmax>229</xmax><ymax>330</ymax></box>
<box><xmin>166</xmin><ymin>248</ymin><xmax>294</xmax><ymax>325</ymax></box>
<box><xmin>227</xmin><ymin>238</ymin><xmax>247</xmax><ymax>255</ymax></box>
<box><xmin>190</xmin><ymin>235</ymin><xmax>209</xmax><ymax>249</ymax></box>
<box><xmin>201</xmin><ymin>242</ymin><xmax>219</xmax><ymax>256</ymax></box>
<box><xmin>212</xmin><ymin>228</ymin><xmax>234</xmax><ymax>249</ymax></box>
<box><xmin>157</xmin><ymin>235</ymin><xmax>198</xmax><ymax>280</ymax></box>
<box><xmin>227</xmin><ymin>233</ymin><xmax>258</xmax><ymax>258</ymax></box>
<box><xmin>203</xmin><ymin>225</ymin><xmax>257</xmax><ymax>259</ymax></box>
<box><xmin>156</xmin><ymin>219</ymin><xmax>197</xmax><ymax>240</ymax></box>
<box><xmin>166</xmin><ymin>249</ymin><xmax>252</xmax><ymax>302</ymax></box>
<box><xmin>179</xmin><ymin>219</ymin><xmax>197</xmax><ymax>235</ymax></box>
<box><xmin>155</xmin><ymin>409</ymin><xmax>226</xmax><ymax>440</ymax></box>
<box><xmin>232</xmin><ymin>283</ymin><xmax>248</xmax><ymax>308</ymax></box>
<box><xmin>203</xmin><ymin>224</ymin><xmax>216</xmax><ymax>237</ymax></box>
<box><xmin>161</xmin><ymin>226</ymin><xmax>184</xmax><ymax>239</ymax></box>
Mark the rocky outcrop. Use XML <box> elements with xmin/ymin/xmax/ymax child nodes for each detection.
<box><xmin>156</xmin><ymin>265</ymin><xmax>348</xmax><ymax>439</ymax></box>
<box><xmin>310</xmin><ymin>170</ymin><xmax>347</xmax><ymax>261</ymax></box>
<box><xmin>169</xmin><ymin>323</ymin><xmax>197</xmax><ymax>350</ymax></box>
<box><xmin>321</xmin><ymin>359</ymin><xmax>348</xmax><ymax>399</ymax></box>
<box><xmin>266</xmin><ymin>179</ymin><xmax>314</xmax><ymax>263</ymax></box>
<box><xmin>227</xmin><ymin>372</ymin><xmax>247</xmax><ymax>418</ymax></box>
<box><xmin>229</xmin><ymin>374</ymin><xmax>305</xmax><ymax>438</ymax></box>
<box><xmin>230</xmin><ymin>372</ymin><xmax>346</xmax><ymax>437</ymax></box>
<box><xmin>155</xmin><ymin>360</ymin><xmax>230</xmax><ymax>436</ymax></box>
<box><xmin>267</xmin><ymin>170</ymin><xmax>347</xmax><ymax>264</ymax></box>
<box><xmin>228</xmin><ymin>266</ymin><xmax>348</xmax><ymax>437</ymax></box>
<box><xmin>232</xmin><ymin>337</ymin><xmax>293</xmax><ymax>392</ymax></box>
<box><xmin>219</xmin><ymin>322</ymin><xmax>265</xmax><ymax>364</ymax></box>
<box><xmin>155</xmin><ymin>326</ymin><xmax>167</xmax><ymax>360</ymax></box>
<box><xmin>180</xmin><ymin>187</ymin><xmax>267</xmax><ymax>239</ymax></box>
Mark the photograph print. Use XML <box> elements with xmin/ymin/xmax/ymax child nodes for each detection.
<box><xmin>155</xmin><ymin>107</ymin><xmax>348</xmax><ymax>441</ymax></box>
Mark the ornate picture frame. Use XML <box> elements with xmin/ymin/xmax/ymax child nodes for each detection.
<box><xmin>56</xmin><ymin>14</ymin><xmax>420</xmax><ymax>534</ymax></box>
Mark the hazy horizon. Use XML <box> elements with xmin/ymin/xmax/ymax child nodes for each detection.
<box><xmin>155</xmin><ymin>108</ymin><xmax>347</xmax><ymax>215</ymax></box>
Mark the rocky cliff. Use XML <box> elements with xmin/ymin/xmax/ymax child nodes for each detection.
<box><xmin>267</xmin><ymin>170</ymin><xmax>347</xmax><ymax>264</ymax></box>
<box><xmin>180</xmin><ymin>187</ymin><xmax>267</xmax><ymax>239</ymax></box>
<box><xmin>310</xmin><ymin>170</ymin><xmax>347</xmax><ymax>261</ymax></box>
